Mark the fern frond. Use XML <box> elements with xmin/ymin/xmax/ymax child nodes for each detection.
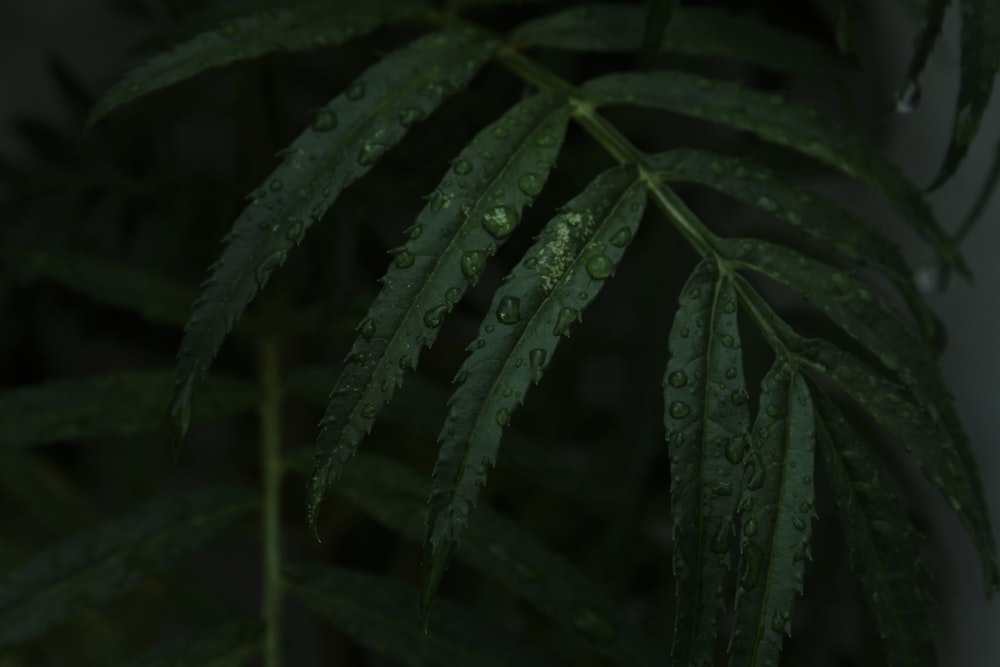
<box><xmin>581</xmin><ymin>72</ymin><xmax>966</xmax><ymax>273</ymax></box>
<box><xmin>513</xmin><ymin>4</ymin><xmax>845</xmax><ymax>74</ymax></box>
<box><xmin>0</xmin><ymin>488</ymin><xmax>256</xmax><ymax>647</ymax></box>
<box><xmin>168</xmin><ymin>27</ymin><xmax>499</xmax><ymax>444</ymax></box>
<box><xmin>649</xmin><ymin>149</ymin><xmax>941</xmax><ymax>344</ymax></box>
<box><xmin>306</xmin><ymin>92</ymin><xmax>570</xmax><ymax>529</ymax></box>
<box><xmin>126</xmin><ymin>621</ymin><xmax>262</xmax><ymax>667</ymax></box>
<box><xmin>0</xmin><ymin>372</ymin><xmax>256</xmax><ymax>448</ymax></box>
<box><xmin>665</xmin><ymin>259</ymin><xmax>750</xmax><ymax>665</ymax></box>
<box><xmin>735</xmin><ymin>279</ymin><xmax>998</xmax><ymax>593</ymax></box>
<box><xmin>931</xmin><ymin>0</ymin><xmax>1000</xmax><ymax>186</ymax></box>
<box><xmin>87</xmin><ymin>0</ymin><xmax>423</xmax><ymax>125</ymax></box>
<box><xmin>422</xmin><ymin>164</ymin><xmax>647</xmax><ymax>617</ymax></box>
<box><xmin>729</xmin><ymin>363</ymin><xmax>815</xmax><ymax>667</ymax></box>
<box><xmin>285</xmin><ymin>562</ymin><xmax>554</xmax><ymax>666</ymax></box>
<box><xmin>813</xmin><ymin>389</ymin><xmax>936</xmax><ymax>667</ymax></box>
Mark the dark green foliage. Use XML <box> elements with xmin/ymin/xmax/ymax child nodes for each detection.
<box><xmin>1</xmin><ymin>0</ymin><xmax>997</xmax><ymax>665</ymax></box>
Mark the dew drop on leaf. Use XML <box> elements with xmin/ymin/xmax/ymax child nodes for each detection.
<box><xmin>553</xmin><ymin>307</ymin><xmax>579</xmax><ymax>336</ymax></box>
<box><xmin>423</xmin><ymin>305</ymin><xmax>447</xmax><ymax>328</ymax></box>
<box><xmin>393</xmin><ymin>250</ymin><xmax>415</xmax><ymax>269</ymax></box>
<box><xmin>346</xmin><ymin>81</ymin><xmax>366</xmax><ymax>100</ymax></box>
<box><xmin>492</xmin><ymin>126</ymin><xmax>508</xmax><ymax>139</ymax></box>
<box><xmin>571</xmin><ymin>605</ymin><xmax>617</xmax><ymax>642</ymax></box>
<box><xmin>895</xmin><ymin>79</ymin><xmax>922</xmax><ymax>114</ymax></box>
<box><xmin>792</xmin><ymin>516</ymin><xmax>806</xmax><ymax>531</ymax></box>
<box><xmin>747</xmin><ymin>464</ymin><xmax>765</xmax><ymax>490</ymax></box>
<box><xmin>359</xmin><ymin>318</ymin><xmax>376</xmax><ymax>340</ymax></box>
<box><xmin>725</xmin><ymin>367</ymin><xmax>738</xmax><ymax>379</ymax></box>
<box><xmin>517</xmin><ymin>172</ymin><xmax>543</xmax><ymax>197</ymax></box>
<box><xmin>529</xmin><ymin>348</ymin><xmax>547</xmax><ymax>384</ymax></box>
<box><xmin>269</xmin><ymin>179</ymin><xmax>284</xmax><ymax>192</ymax></box>
<box><xmin>312</xmin><ymin>110</ymin><xmax>338</xmax><ymax>132</ymax></box>
<box><xmin>668</xmin><ymin>371</ymin><xmax>687</xmax><ymax>388</ymax></box>
<box><xmin>482</xmin><ymin>205</ymin><xmax>517</xmax><ymax>238</ymax></box>
<box><xmin>453</xmin><ymin>159</ymin><xmax>473</xmax><ymax>175</ymax></box>
<box><xmin>743</xmin><ymin>518</ymin><xmax>758</xmax><ymax>537</ymax></box>
<box><xmin>586</xmin><ymin>255</ymin><xmax>614</xmax><ymax>280</ymax></box>
<box><xmin>218</xmin><ymin>21</ymin><xmax>239</xmax><ymax>38</ymax></box>
<box><xmin>357</xmin><ymin>142</ymin><xmax>387</xmax><ymax>166</ymax></box>
<box><xmin>255</xmin><ymin>250</ymin><xmax>287</xmax><ymax>289</ymax></box>
<box><xmin>496</xmin><ymin>296</ymin><xmax>521</xmax><ymax>324</ymax></box>
<box><xmin>711</xmin><ymin>521</ymin><xmax>731</xmax><ymax>554</ymax></box>
<box><xmin>609</xmin><ymin>226</ymin><xmax>632</xmax><ymax>248</ymax></box>
<box><xmin>361</xmin><ymin>404</ymin><xmax>378</xmax><ymax>419</ymax></box>
<box><xmin>725</xmin><ymin>436</ymin><xmax>745</xmax><ymax>464</ymax></box>
<box><xmin>731</xmin><ymin>389</ymin><xmax>749</xmax><ymax>406</ymax></box>
<box><xmin>495</xmin><ymin>408</ymin><xmax>510</xmax><ymax>426</ymax></box>
<box><xmin>460</xmin><ymin>250</ymin><xmax>487</xmax><ymax>280</ymax></box>
<box><xmin>756</xmin><ymin>196</ymin><xmax>779</xmax><ymax>213</ymax></box>
<box><xmin>398</xmin><ymin>106</ymin><xmax>424</xmax><ymax>127</ymax></box>
<box><xmin>771</xmin><ymin>610</ymin><xmax>789</xmax><ymax>633</ymax></box>
<box><xmin>669</xmin><ymin>401</ymin><xmax>691</xmax><ymax>419</ymax></box>
<box><xmin>535</xmin><ymin>134</ymin><xmax>557</xmax><ymax>147</ymax></box>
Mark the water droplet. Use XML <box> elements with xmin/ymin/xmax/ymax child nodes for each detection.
<box><xmin>743</xmin><ymin>519</ymin><xmax>758</xmax><ymax>537</ymax></box>
<box><xmin>586</xmin><ymin>255</ymin><xmax>614</xmax><ymax>280</ymax></box>
<box><xmin>359</xmin><ymin>318</ymin><xmax>376</xmax><ymax>340</ymax></box>
<box><xmin>361</xmin><ymin>404</ymin><xmax>377</xmax><ymax>419</ymax></box>
<box><xmin>535</xmin><ymin>134</ymin><xmax>557</xmax><ymax>147</ymax></box>
<box><xmin>460</xmin><ymin>250</ymin><xmax>487</xmax><ymax>280</ymax></box>
<box><xmin>668</xmin><ymin>371</ymin><xmax>688</xmax><ymax>388</ymax></box>
<box><xmin>268</xmin><ymin>179</ymin><xmax>284</xmax><ymax>193</ymax></box>
<box><xmin>285</xmin><ymin>219</ymin><xmax>304</xmax><ymax>244</ymax></box>
<box><xmin>709</xmin><ymin>161</ymin><xmax>725</xmax><ymax>176</ymax></box>
<box><xmin>719</xmin><ymin>334</ymin><xmax>735</xmax><ymax>348</ymax></box>
<box><xmin>747</xmin><ymin>464</ymin><xmax>765</xmax><ymax>490</ymax></box>
<box><xmin>312</xmin><ymin>110</ymin><xmax>338</xmax><ymax>132</ymax></box>
<box><xmin>771</xmin><ymin>610</ymin><xmax>789</xmax><ymax>633</ymax></box>
<box><xmin>792</xmin><ymin>516</ymin><xmax>806</xmax><ymax>531</ymax></box>
<box><xmin>453</xmin><ymin>159</ymin><xmax>473</xmax><ymax>175</ymax></box>
<box><xmin>517</xmin><ymin>172</ymin><xmax>544</xmax><ymax>197</ymax></box>
<box><xmin>741</xmin><ymin>543</ymin><xmax>763</xmax><ymax>591</ymax></box>
<box><xmin>756</xmin><ymin>196</ymin><xmax>779</xmax><ymax>213</ymax></box>
<box><xmin>482</xmin><ymin>205</ymin><xmax>518</xmax><ymax>238</ymax></box>
<box><xmin>491</xmin><ymin>125</ymin><xmax>508</xmax><ymax>139</ymax></box>
<box><xmin>398</xmin><ymin>106</ymin><xmax>424</xmax><ymax>127</ymax></box>
<box><xmin>711</xmin><ymin>521</ymin><xmax>731</xmax><ymax>554</ymax></box>
<box><xmin>528</xmin><ymin>348</ymin><xmax>547</xmax><ymax>384</ymax></box>
<box><xmin>722</xmin><ymin>300</ymin><xmax>736</xmax><ymax>314</ymax></box>
<box><xmin>346</xmin><ymin>81</ymin><xmax>365</xmax><ymax>100</ymax></box>
<box><xmin>731</xmin><ymin>389</ymin><xmax>749</xmax><ymax>406</ymax></box>
<box><xmin>393</xmin><ymin>250</ymin><xmax>415</xmax><ymax>268</ymax></box>
<box><xmin>831</xmin><ymin>272</ymin><xmax>851</xmax><ymax>294</ymax></box>
<box><xmin>895</xmin><ymin>79</ymin><xmax>922</xmax><ymax>114</ymax></box>
<box><xmin>609</xmin><ymin>226</ymin><xmax>632</xmax><ymax>248</ymax></box>
<box><xmin>766</xmin><ymin>404</ymin><xmax>782</xmax><ymax>418</ymax></box>
<box><xmin>725</xmin><ymin>437</ymin><xmax>745</xmax><ymax>464</ymax></box>
<box><xmin>553</xmin><ymin>307</ymin><xmax>579</xmax><ymax>336</ymax></box>
<box><xmin>255</xmin><ymin>250</ymin><xmax>287</xmax><ymax>288</ymax></box>
<box><xmin>496</xmin><ymin>296</ymin><xmax>521</xmax><ymax>324</ymax></box>
<box><xmin>713</xmin><ymin>482</ymin><xmax>733</xmax><ymax>496</ymax></box>
<box><xmin>357</xmin><ymin>142</ymin><xmax>386</xmax><ymax>166</ymax></box>
<box><xmin>495</xmin><ymin>408</ymin><xmax>510</xmax><ymax>426</ymax></box>
<box><xmin>724</xmin><ymin>367</ymin><xmax>737</xmax><ymax>380</ymax></box>
<box><xmin>669</xmin><ymin>401</ymin><xmax>691</xmax><ymax>419</ymax></box>
<box><xmin>423</xmin><ymin>305</ymin><xmax>447</xmax><ymax>328</ymax></box>
<box><xmin>571</xmin><ymin>605</ymin><xmax>617</xmax><ymax>642</ymax></box>
<box><xmin>445</xmin><ymin>287</ymin><xmax>461</xmax><ymax>304</ymax></box>
<box><xmin>857</xmin><ymin>287</ymin><xmax>874</xmax><ymax>303</ymax></box>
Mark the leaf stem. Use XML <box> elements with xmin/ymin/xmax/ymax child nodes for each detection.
<box><xmin>258</xmin><ymin>336</ymin><xmax>284</xmax><ymax>667</ymax></box>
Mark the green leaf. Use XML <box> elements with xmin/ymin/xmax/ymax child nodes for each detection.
<box><xmin>897</xmin><ymin>0</ymin><xmax>949</xmax><ymax>112</ymax></box>
<box><xmin>513</xmin><ymin>4</ymin><xmax>845</xmax><ymax>74</ymax></box>
<box><xmin>734</xmin><ymin>279</ymin><xmax>998</xmax><ymax>594</ymax></box>
<box><xmin>931</xmin><ymin>0</ymin><xmax>1000</xmax><ymax>186</ymax></box>
<box><xmin>168</xmin><ymin>27</ymin><xmax>499</xmax><ymax>445</ymax></box>
<box><xmin>0</xmin><ymin>449</ymin><xmax>99</xmax><ymax>533</ymax></box>
<box><xmin>834</xmin><ymin>0</ymin><xmax>862</xmax><ymax>56</ymax></box>
<box><xmin>0</xmin><ymin>371</ymin><xmax>256</xmax><ymax>449</ymax></box>
<box><xmin>648</xmin><ymin>148</ymin><xmax>941</xmax><ymax>344</ymax></box>
<box><xmin>730</xmin><ymin>363</ymin><xmax>815</xmax><ymax>667</ymax></box>
<box><xmin>87</xmin><ymin>0</ymin><xmax>423</xmax><ymax>125</ymax></box>
<box><xmin>640</xmin><ymin>0</ymin><xmax>677</xmax><ymax>66</ymax></box>
<box><xmin>285</xmin><ymin>562</ymin><xmax>553</xmax><ymax>667</ymax></box>
<box><xmin>306</xmin><ymin>92</ymin><xmax>570</xmax><ymax>529</ymax></box>
<box><xmin>581</xmin><ymin>71</ymin><xmax>966</xmax><ymax>273</ymax></box>
<box><xmin>126</xmin><ymin>621</ymin><xmax>262</xmax><ymax>667</ymax></box>
<box><xmin>664</xmin><ymin>259</ymin><xmax>750</xmax><ymax>666</ymax></box>
<box><xmin>7</xmin><ymin>251</ymin><xmax>196</xmax><ymax>328</ymax></box>
<box><xmin>422</xmin><ymin>164</ymin><xmax>647</xmax><ymax>617</ymax></box>
<box><xmin>813</xmin><ymin>389</ymin><xmax>936</xmax><ymax>667</ymax></box>
<box><xmin>0</xmin><ymin>488</ymin><xmax>256</xmax><ymax>647</ymax></box>
<box><xmin>289</xmin><ymin>451</ymin><xmax>666</xmax><ymax>665</ymax></box>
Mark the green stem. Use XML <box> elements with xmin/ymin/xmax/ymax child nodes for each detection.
<box><xmin>258</xmin><ymin>337</ymin><xmax>284</xmax><ymax>667</ymax></box>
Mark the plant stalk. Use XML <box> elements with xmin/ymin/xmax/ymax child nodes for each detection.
<box><xmin>258</xmin><ymin>337</ymin><xmax>284</xmax><ymax>667</ymax></box>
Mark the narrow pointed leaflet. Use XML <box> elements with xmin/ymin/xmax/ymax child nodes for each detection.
<box><xmin>87</xmin><ymin>0</ymin><xmax>424</xmax><ymax>125</ymax></box>
<box><xmin>168</xmin><ymin>27</ymin><xmax>499</xmax><ymax>446</ymax></box>
<box><xmin>307</xmin><ymin>93</ymin><xmax>571</xmax><ymax>530</ymax></box>
<box><xmin>665</xmin><ymin>259</ymin><xmax>750</xmax><ymax>666</ymax></box>
<box><xmin>931</xmin><ymin>0</ymin><xmax>1000</xmax><ymax>187</ymax></box>
<box><xmin>896</xmin><ymin>0</ymin><xmax>948</xmax><ymax>114</ymax></box>
<box><xmin>730</xmin><ymin>363</ymin><xmax>815</xmax><ymax>667</ymax></box>
<box><xmin>421</xmin><ymin>164</ymin><xmax>647</xmax><ymax>619</ymax></box>
<box><xmin>813</xmin><ymin>389</ymin><xmax>936</xmax><ymax>667</ymax></box>
<box><xmin>581</xmin><ymin>71</ymin><xmax>966</xmax><ymax>274</ymax></box>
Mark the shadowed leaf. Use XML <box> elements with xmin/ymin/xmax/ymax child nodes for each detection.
<box><xmin>126</xmin><ymin>620</ymin><xmax>262</xmax><ymax>667</ymax></box>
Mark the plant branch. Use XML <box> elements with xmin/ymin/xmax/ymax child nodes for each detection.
<box><xmin>258</xmin><ymin>336</ymin><xmax>284</xmax><ymax>667</ymax></box>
